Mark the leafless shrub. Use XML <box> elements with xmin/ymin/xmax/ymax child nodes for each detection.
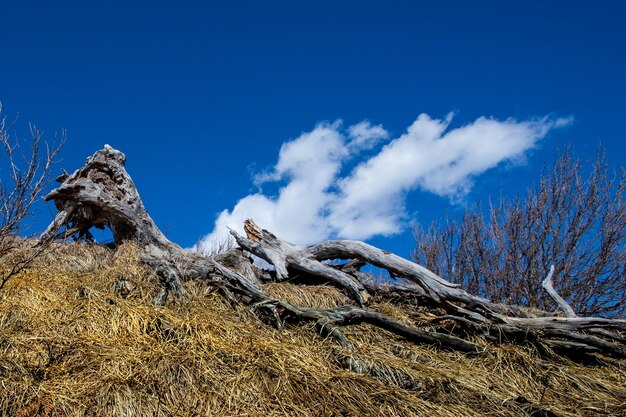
<box><xmin>196</xmin><ymin>236</ymin><xmax>235</xmax><ymax>256</ymax></box>
<box><xmin>0</xmin><ymin>104</ymin><xmax>64</xmax><ymax>289</ymax></box>
<box><xmin>413</xmin><ymin>147</ymin><xmax>626</xmax><ymax>317</ymax></box>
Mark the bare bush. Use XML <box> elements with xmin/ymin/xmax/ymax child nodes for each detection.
<box><xmin>0</xmin><ymin>104</ymin><xmax>64</xmax><ymax>289</ymax></box>
<box><xmin>413</xmin><ymin>147</ymin><xmax>626</xmax><ymax>317</ymax></box>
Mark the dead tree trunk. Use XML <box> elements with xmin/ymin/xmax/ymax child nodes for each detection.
<box><xmin>39</xmin><ymin>145</ymin><xmax>221</xmax><ymax>304</ymax></box>
<box><xmin>41</xmin><ymin>146</ymin><xmax>626</xmax><ymax>360</ymax></box>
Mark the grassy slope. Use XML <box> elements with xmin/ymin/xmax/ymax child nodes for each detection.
<box><xmin>0</xmin><ymin>242</ymin><xmax>624</xmax><ymax>417</ymax></box>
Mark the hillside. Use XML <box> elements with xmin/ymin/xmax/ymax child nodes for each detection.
<box><xmin>0</xmin><ymin>241</ymin><xmax>624</xmax><ymax>417</ymax></box>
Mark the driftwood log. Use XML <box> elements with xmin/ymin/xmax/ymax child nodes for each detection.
<box><xmin>41</xmin><ymin>146</ymin><xmax>626</xmax><ymax>360</ymax></box>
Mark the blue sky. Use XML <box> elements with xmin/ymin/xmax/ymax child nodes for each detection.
<box><xmin>1</xmin><ymin>1</ymin><xmax>625</xmax><ymax>257</ymax></box>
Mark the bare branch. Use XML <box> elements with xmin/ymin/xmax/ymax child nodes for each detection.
<box><xmin>542</xmin><ymin>264</ymin><xmax>577</xmax><ymax>317</ymax></box>
<box><xmin>413</xmin><ymin>147</ymin><xmax>626</xmax><ymax>317</ymax></box>
<box><xmin>0</xmin><ymin>105</ymin><xmax>64</xmax><ymax>289</ymax></box>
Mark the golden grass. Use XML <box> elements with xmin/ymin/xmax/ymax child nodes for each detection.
<box><xmin>0</xmin><ymin>242</ymin><xmax>624</xmax><ymax>416</ymax></box>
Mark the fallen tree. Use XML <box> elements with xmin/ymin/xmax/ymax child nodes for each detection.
<box><xmin>40</xmin><ymin>145</ymin><xmax>626</xmax><ymax>360</ymax></box>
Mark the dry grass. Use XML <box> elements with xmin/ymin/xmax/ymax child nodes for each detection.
<box><xmin>0</xmin><ymin>242</ymin><xmax>624</xmax><ymax>416</ymax></box>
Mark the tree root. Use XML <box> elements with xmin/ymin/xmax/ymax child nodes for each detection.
<box><xmin>40</xmin><ymin>146</ymin><xmax>626</xmax><ymax>361</ymax></box>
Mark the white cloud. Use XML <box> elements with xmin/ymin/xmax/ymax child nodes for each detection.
<box><xmin>347</xmin><ymin>121</ymin><xmax>389</xmax><ymax>150</ymax></box>
<box><xmin>194</xmin><ymin>113</ymin><xmax>570</xmax><ymax>252</ymax></box>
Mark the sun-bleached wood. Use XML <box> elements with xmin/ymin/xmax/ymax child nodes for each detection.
<box><xmin>542</xmin><ymin>264</ymin><xmax>578</xmax><ymax>318</ymax></box>
<box><xmin>41</xmin><ymin>146</ymin><xmax>626</xmax><ymax>359</ymax></box>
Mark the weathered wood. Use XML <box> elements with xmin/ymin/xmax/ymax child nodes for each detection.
<box><xmin>40</xmin><ymin>146</ymin><xmax>626</xmax><ymax>360</ymax></box>
<box><xmin>233</xmin><ymin>221</ymin><xmax>532</xmax><ymax>318</ymax></box>
<box><xmin>230</xmin><ymin>222</ymin><xmax>369</xmax><ymax>305</ymax></box>
<box><xmin>542</xmin><ymin>264</ymin><xmax>578</xmax><ymax>317</ymax></box>
<box><xmin>40</xmin><ymin>145</ymin><xmax>197</xmax><ymax>303</ymax></box>
<box><xmin>231</xmin><ymin>219</ymin><xmax>626</xmax><ymax>359</ymax></box>
<box><xmin>39</xmin><ymin>206</ymin><xmax>75</xmax><ymax>242</ymax></box>
<box><xmin>211</xmin><ymin>255</ymin><xmax>480</xmax><ymax>352</ymax></box>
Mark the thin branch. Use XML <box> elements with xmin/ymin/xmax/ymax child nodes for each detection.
<box><xmin>542</xmin><ymin>264</ymin><xmax>577</xmax><ymax>317</ymax></box>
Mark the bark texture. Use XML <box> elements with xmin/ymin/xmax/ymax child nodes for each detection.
<box><xmin>39</xmin><ymin>145</ymin><xmax>215</xmax><ymax>304</ymax></box>
<box><xmin>41</xmin><ymin>146</ymin><xmax>626</xmax><ymax>360</ymax></box>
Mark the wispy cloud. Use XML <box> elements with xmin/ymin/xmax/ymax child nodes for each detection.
<box><xmin>194</xmin><ymin>113</ymin><xmax>571</xmax><ymax>252</ymax></box>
